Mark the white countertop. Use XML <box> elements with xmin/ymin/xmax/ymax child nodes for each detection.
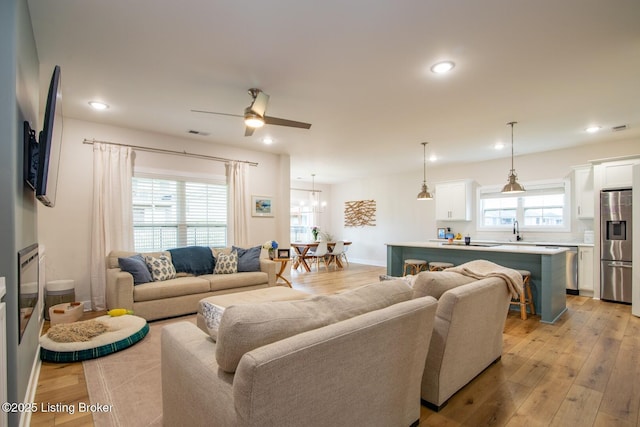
<box><xmin>386</xmin><ymin>241</ymin><xmax>570</xmax><ymax>255</ymax></box>
<box><xmin>428</xmin><ymin>239</ymin><xmax>595</xmax><ymax>248</ymax></box>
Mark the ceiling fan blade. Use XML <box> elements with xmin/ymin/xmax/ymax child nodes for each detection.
<box><xmin>191</xmin><ymin>109</ymin><xmax>243</xmax><ymax>118</ymax></box>
<box><xmin>264</xmin><ymin>116</ymin><xmax>312</xmax><ymax>129</ymax></box>
<box><xmin>248</xmin><ymin>90</ymin><xmax>270</xmax><ymax>117</ymax></box>
<box><xmin>244</xmin><ymin>126</ymin><xmax>255</xmax><ymax>137</ymax></box>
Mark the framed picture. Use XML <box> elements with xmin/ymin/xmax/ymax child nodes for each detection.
<box><xmin>277</xmin><ymin>248</ymin><xmax>290</xmax><ymax>259</ymax></box>
<box><xmin>437</xmin><ymin>227</ymin><xmax>446</xmax><ymax>239</ymax></box>
<box><xmin>252</xmin><ymin>195</ymin><xmax>274</xmax><ymax>217</ymax></box>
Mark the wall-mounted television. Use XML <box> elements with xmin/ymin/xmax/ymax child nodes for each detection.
<box><xmin>35</xmin><ymin>65</ymin><xmax>64</xmax><ymax>207</ymax></box>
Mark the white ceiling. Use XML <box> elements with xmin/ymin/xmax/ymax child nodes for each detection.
<box><xmin>27</xmin><ymin>0</ymin><xmax>640</xmax><ymax>184</ymax></box>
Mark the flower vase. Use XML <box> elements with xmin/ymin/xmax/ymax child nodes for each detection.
<box><xmin>268</xmin><ymin>249</ymin><xmax>275</xmax><ymax>260</ymax></box>
<box><xmin>312</xmin><ymin>231</ymin><xmax>318</xmax><ymax>241</ymax></box>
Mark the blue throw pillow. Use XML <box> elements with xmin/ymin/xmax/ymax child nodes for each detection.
<box><xmin>118</xmin><ymin>254</ymin><xmax>153</xmax><ymax>285</ymax></box>
<box><xmin>167</xmin><ymin>246</ymin><xmax>215</xmax><ymax>276</ymax></box>
<box><xmin>233</xmin><ymin>245</ymin><xmax>261</xmax><ymax>272</ymax></box>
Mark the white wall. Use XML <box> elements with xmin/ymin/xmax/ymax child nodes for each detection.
<box><xmin>329</xmin><ymin>138</ymin><xmax>639</xmax><ymax>266</ymax></box>
<box><xmin>37</xmin><ymin>118</ymin><xmax>288</xmax><ymax>305</ymax></box>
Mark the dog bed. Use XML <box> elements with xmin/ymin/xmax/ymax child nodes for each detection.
<box><xmin>40</xmin><ymin>314</ymin><xmax>149</xmax><ymax>362</ymax></box>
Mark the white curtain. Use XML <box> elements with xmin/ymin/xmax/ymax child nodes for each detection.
<box><xmin>90</xmin><ymin>143</ymin><xmax>133</xmax><ymax>310</ymax></box>
<box><xmin>226</xmin><ymin>161</ymin><xmax>249</xmax><ymax>247</ymax></box>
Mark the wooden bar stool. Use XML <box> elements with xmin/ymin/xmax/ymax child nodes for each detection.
<box><xmin>510</xmin><ymin>270</ymin><xmax>535</xmax><ymax>320</ymax></box>
<box><xmin>428</xmin><ymin>261</ymin><xmax>454</xmax><ymax>271</ymax></box>
<box><xmin>403</xmin><ymin>259</ymin><xmax>428</xmax><ymax>276</ymax></box>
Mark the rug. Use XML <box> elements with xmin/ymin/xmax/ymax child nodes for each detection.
<box><xmin>83</xmin><ymin>315</ymin><xmax>196</xmax><ymax>427</ymax></box>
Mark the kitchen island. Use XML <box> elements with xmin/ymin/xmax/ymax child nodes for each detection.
<box><xmin>386</xmin><ymin>241</ymin><xmax>568</xmax><ymax>323</ymax></box>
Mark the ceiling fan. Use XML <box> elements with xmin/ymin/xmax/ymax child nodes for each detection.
<box><xmin>192</xmin><ymin>88</ymin><xmax>312</xmax><ymax>136</ymax></box>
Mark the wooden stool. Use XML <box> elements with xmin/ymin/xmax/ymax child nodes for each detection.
<box><xmin>403</xmin><ymin>259</ymin><xmax>428</xmax><ymax>276</ymax></box>
<box><xmin>510</xmin><ymin>270</ymin><xmax>536</xmax><ymax>320</ymax></box>
<box><xmin>429</xmin><ymin>261</ymin><xmax>454</xmax><ymax>271</ymax></box>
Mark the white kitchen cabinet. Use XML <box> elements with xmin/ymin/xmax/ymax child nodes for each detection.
<box><xmin>435</xmin><ymin>180</ymin><xmax>473</xmax><ymax>221</ymax></box>
<box><xmin>601</xmin><ymin>159</ymin><xmax>639</xmax><ymax>189</ymax></box>
<box><xmin>578</xmin><ymin>246</ymin><xmax>594</xmax><ymax>295</ymax></box>
<box><xmin>573</xmin><ymin>165</ymin><xmax>594</xmax><ymax>218</ymax></box>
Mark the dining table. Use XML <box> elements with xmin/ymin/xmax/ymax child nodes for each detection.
<box><xmin>290</xmin><ymin>241</ymin><xmax>352</xmax><ymax>272</ymax></box>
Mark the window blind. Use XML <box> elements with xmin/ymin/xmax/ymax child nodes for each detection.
<box><xmin>132</xmin><ymin>176</ymin><xmax>227</xmax><ymax>252</ymax></box>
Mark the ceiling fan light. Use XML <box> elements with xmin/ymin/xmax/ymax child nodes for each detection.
<box><xmin>244</xmin><ymin>113</ymin><xmax>265</xmax><ymax>128</ymax></box>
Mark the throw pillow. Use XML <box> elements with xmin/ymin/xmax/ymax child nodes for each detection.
<box><xmin>215</xmin><ymin>279</ymin><xmax>413</xmax><ymax>373</ymax></box>
<box><xmin>118</xmin><ymin>254</ymin><xmax>153</xmax><ymax>285</ymax></box>
<box><xmin>213</xmin><ymin>251</ymin><xmax>238</xmax><ymax>274</ymax></box>
<box><xmin>144</xmin><ymin>255</ymin><xmax>177</xmax><ymax>281</ymax></box>
<box><xmin>167</xmin><ymin>246</ymin><xmax>215</xmax><ymax>276</ymax></box>
<box><xmin>232</xmin><ymin>245</ymin><xmax>261</xmax><ymax>272</ymax></box>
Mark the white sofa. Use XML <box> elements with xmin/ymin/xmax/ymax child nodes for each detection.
<box><xmin>161</xmin><ymin>280</ymin><xmax>438</xmax><ymax>427</ymax></box>
<box><xmin>106</xmin><ymin>249</ymin><xmax>276</xmax><ymax>321</ymax></box>
<box><xmin>411</xmin><ymin>266</ymin><xmax>516</xmax><ymax>410</ymax></box>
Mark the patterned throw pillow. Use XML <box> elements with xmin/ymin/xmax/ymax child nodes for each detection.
<box><xmin>214</xmin><ymin>251</ymin><xmax>238</xmax><ymax>274</ymax></box>
<box><xmin>144</xmin><ymin>255</ymin><xmax>177</xmax><ymax>281</ymax></box>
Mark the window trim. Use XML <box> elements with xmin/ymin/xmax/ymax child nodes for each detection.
<box><xmin>476</xmin><ymin>179</ymin><xmax>571</xmax><ymax>233</ymax></box>
<box><xmin>132</xmin><ymin>169</ymin><xmax>228</xmax><ymax>252</ymax></box>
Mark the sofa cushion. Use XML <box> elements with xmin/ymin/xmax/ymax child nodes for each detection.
<box><xmin>232</xmin><ymin>246</ymin><xmax>261</xmax><ymax>272</ymax></box>
<box><xmin>215</xmin><ymin>279</ymin><xmax>413</xmax><ymax>373</ymax></box>
<box><xmin>145</xmin><ymin>254</ymin><xmax>177</xmax><ymax>281</ymax></box>
<box><xmin>167</xmin><ymin>246</ymin><xmax>214</xmax><ymax>276</ymax></box>
<box><xmin>411</xmin><ymin>271</ymin><xmax>476</xmax><ymax>300</ymax></box>
<box><xmin>214</xmin><ymin>251</ymin><xmax>238</xmax><ymax>274</ymax></box>
<box><xmin>201</xmin><ymin>271</ymin><xmax>269</xmax><ymax>292</ymax></box>
<box><xmin>118</xmin><ymin>254</ymin><xmax>152</xmax><ymax>285</ymax></box>
<box><xmin>133</xmin><ymin>276</ymin><xmax>211</xmax><ymax>302</ymax></box>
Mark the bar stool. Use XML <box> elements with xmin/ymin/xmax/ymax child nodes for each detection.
<box><xmin>403</xmin><ymin>259</ymin><xmax>428</xmax><ymax>276</ymax></box>
<box><xmin>510</xmin><ymin>270</ymin><xmax>535</xmax><ymax>320</ymax></box>
<box><xmin>429</xmin><ymin>261</ymin><xmax>454</xmax><ymax>271</ymax></box>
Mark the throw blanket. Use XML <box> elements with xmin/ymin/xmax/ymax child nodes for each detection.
<box><xmin>47</xmin><ymin>320</ymin><xmax>110</xmax><ymax>343</ymax></box>
<box><xmin>168</xmin><ymin>246</ymin><xmax>215</xmax><ymax>276</ymax></box>
<box><xmin>446</xmin><ymin>260</ymin><xmax>524</xmax><ymax>299</ymax></box>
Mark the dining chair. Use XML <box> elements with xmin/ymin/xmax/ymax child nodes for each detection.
<box><xmin>308</xmin><ymin>241</ymin><xmax>330</xmax><ymax>271</ymax></box>
<box><xmin>340</xmin><ymin>242</ymin><xmax>350</xmax><ymax>266</ymax></box>
<box><xmin>328</xmin><ymin>241</ymin><xmax>345</xmax><ymax>269</ymax></box>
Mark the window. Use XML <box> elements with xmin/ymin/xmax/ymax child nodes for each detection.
<box><xmin>132</xmin><ymin>174</ymin><xmax>227</xmax><ymax>252</ymax></box>
<box><xmin>478</xmin><ymin>180</ymin><xmax>570</xmax><ymax>232</ymax></box>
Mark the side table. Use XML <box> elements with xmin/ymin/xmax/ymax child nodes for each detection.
<box><xmin>272</xmin><ymin>257</ymin><xmax>292</xmax><ymax>287</ymax></box>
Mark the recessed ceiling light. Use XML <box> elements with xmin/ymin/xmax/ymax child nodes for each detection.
<box><xmin>430</xmin><ymin>61</ymin><xmax>455</xmax><ymax>74</ymax></box>
<box><xmin>494</xmin><ymin>142</ymin><xmax>505</xmax><ymax>150</ymax></box>
<box><xmin>585</xmin><ymin>125</ymin><xmax>601</xmax><ymax>133</ymax></box>
<box><xmin>89</xmin><ymin>101</ymin><xmax>109</xmax><ymax>110</ymax></box>
<box><xmin>429</xmin><ymin>155</ymin><xmax>438</xmax><ymax>162</ymax></box>
<box><xmin>262</xmin><ymin>137</ymin><xmax>273</xmax><ymax>145</ymax></box>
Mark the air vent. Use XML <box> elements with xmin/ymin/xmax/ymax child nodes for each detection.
<box><xmin>188</xmin><ymin>130</ymin><xmax>210</xmax><ymax>136</ymax></box>
<box><xmin>612</xmin><ymin>125</ymin><xmax>628</xmax><ymax>132</ymax></box>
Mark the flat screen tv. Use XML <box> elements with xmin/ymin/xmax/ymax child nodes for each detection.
<box><xmin>36</xmin><ymin>65</ymin><xmax>63</xmax><ymax>207</ymax></box>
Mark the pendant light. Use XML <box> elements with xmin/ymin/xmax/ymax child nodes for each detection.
<box><xmin>310</xmin><ymin>173</ymin><xmax>325</xmax><ymax>213</ymax></box>
<box><xmin>417</xmin><ymin>142</ymin><xmax>433</xmax><ymax>200</ymax></box>
<box><xmin>501</xmin><ymin>121</ymin><xmax>525</xmax><ymax>194</ymax></box>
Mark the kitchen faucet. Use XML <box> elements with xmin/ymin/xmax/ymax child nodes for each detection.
<box><xmin>513</xmin><ymin>220</ymin><xmax>523</xmax><ymax>241</ymax></box>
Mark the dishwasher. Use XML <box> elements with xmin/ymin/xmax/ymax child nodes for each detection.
<box><xmin>536</xmin><ymin>245</ymin><xmax>578</xmax><ymax>294</ymax></box>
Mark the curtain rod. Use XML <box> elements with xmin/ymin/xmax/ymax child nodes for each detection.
<box><xmin>82</xmin><ymin>138</ymin><xmax>258</xmax><ymax>166</ymax></box>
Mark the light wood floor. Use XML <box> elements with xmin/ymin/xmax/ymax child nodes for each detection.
<box><xmin>31</xmin><ymin>263</ymin><xmax>640</xmax><ymax>426</ymax></box>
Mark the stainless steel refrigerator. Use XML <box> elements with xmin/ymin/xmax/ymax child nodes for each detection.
<box><xmin>600</xmin><ymin>189</ymin><xmax>633</xmax><ymax>303</ymax></box>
